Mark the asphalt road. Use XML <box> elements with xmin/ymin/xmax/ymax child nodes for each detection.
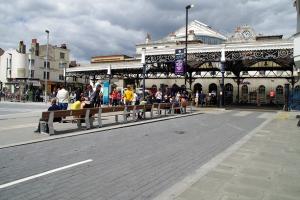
<box><xmin>0</xmin><ymin>102</ymin><xmax>48</xmax><ymax>115</ymax></box>
<box><xmin>0</xmin><ymin>111</ymin><xmax>266</xmax><ymax>200</ymax></box>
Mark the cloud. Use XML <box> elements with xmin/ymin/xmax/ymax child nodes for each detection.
<box><xmin>0</xmin><ymin>0</ymin><xmax>296</xmax><ymax>62</ymax></box>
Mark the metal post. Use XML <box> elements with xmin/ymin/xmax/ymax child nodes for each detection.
<box><xmin>143</xmin><ymin>64</ymin><xmax>146</xmax><ymax>99</ymax></box>
<box><xmin>184</xmin><ymin>5</ymin><xmax>194</xmax><ymax>88</ymax></box>
<box><xmin>45</xmin><ymin>30</ymin><xmax>49</xmax><ymax>103</ymax></box>
<box><xmin>141</xmin><ymin>49</ymin><xmax>146</xmax><ymax>99</ymax></box>
<box><xmin>185</xmin><ymin>7</ymin><xmax>188</xmax><ymax>87</ymax></box>
<box><xmin>284</xmin><ymin>83</ymin><xmax>290</xmax><ymax>111</ymax></box>
<box><xmin>64</xmin><ymin>64</ymin><xmax>67</xmax><ymax>88</ymax></box>
<box><xmin>237</xmin><ymin>77</ymin><xmax>240</xmax><ymax>104</ymax></box>
<box><xmin>221</xmin><ymin>64</ymin><xmax>225</xmax><ymax>107</ymax></box>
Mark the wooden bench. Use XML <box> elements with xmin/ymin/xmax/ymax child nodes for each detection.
<box><xmin>39</xmin><ymin>103</ymin><xmax>188</xmax><ymax>135</ymax></box>
<box><xmin>40</xmin><ymin>109</ymin><xmax>94</xmax><ymax>135</ymax></box>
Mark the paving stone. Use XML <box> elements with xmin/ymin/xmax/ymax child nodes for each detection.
<box><xmin>222</xmin><ymin>184</ymin><xmax>265</xmax><ymax>199</ymax></box>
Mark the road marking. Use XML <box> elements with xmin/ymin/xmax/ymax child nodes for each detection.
<box><xmin>257</xmin><ymin>113</ymin><xmax>276</xmax><ymax>119</ymax></box>
<box><xmin>0</xmin><ymin>159</ymin><xmax>93</xmax><ymax>189</ymax></box>
<box><xmin>226</xmin><ymin>123</ymin><xmax>245</xmax><ymax>131</ymax></box>
<box><xmin>233</xmin><ymin>111</ymin><xmax>252</xmax><ymax>117</ymax></box>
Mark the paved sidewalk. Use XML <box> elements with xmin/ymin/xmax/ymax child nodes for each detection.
<box><xmin>171</xmin><ymin>111</ymin><xmax>300</xmax><ymax>200</ymax></box>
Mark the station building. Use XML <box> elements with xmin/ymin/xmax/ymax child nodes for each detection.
<box><xmin>67</xmin><ymin>20</ymin><xmax>298</xmax><ymax>106</ymax></box>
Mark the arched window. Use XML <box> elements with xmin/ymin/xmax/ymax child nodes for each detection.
<box><xmin>225</xmin><ymin>83</ymin><xmax>233</xmax><ymax>92</ymax></box>
<box><xmin>276</xmin><ymin>85</ymin><xmax>283</xmax><ymax>95</ymax></box>
<box><xmin>193</xmin><ymin>83</ymin><xmax>202</xmax><ymax>93</ymax></box>
<box><xmin>208</xmin><ymin>83</ymin><xmax>218</xmax><ymax>93</ymax></box>
<box><xmin>242</xmin><ymin>85</ymin><xmax>248</xmax><ymax>95</ymax></box>
<box><xmin>258</xmin><ymin>85</ymin><xmax>265</xmax><ymax>95</ymax></box>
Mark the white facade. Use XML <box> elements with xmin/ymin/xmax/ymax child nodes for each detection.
<box><xmin>0</xmin><ymin>49</ymin><xmax>28</xmax><ymax>92</ymax></box>
<box><xmin>0</xmin><ymin>40</ymin><xmax>88</xmax><ymax>95</ymax></box>
<box><xmin>294</xmin><ymin>0</ymin><xmax>300</xmax><ymax>70</ymax></box>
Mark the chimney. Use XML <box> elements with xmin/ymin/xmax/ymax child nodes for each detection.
<box><xmin>145</xmin><ymin>33</ymin><xmax>152</xmax><ymax>44</ymax></box>
<box><xmin>31</xmin><ymin>39</ymin><xmax>39</xmax><ymax>56</ymax></box>
<box><xmin>60</xmin><ymin>44</ymin><xmax>67</xmax><ymax>49</ymax></box>
<box><xmin>19</xmin><ymin>41</ymin><xmax>26</xmax><ymax>54</ymax></box>
<box><xmin>169</xmin><ymin>32</ymin><xmax>176</xmax><ymax>41</ymax></box>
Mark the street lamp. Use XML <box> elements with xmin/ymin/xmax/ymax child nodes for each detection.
<box><xmin>185</xmin><ymin>4</ymin><xmax>194</xmax><ymax>90</ymax></box>
<box><xmin>220</xmin><ymin>48</ymin><xmax>226</xmax><ymax>107</ymax></box>
<box><xmin>45</xmin><ymin>30</ymin><xmax>49</xmax><ymax>103</ymax></box>
<box><xmin>107</xmin><ymin>64</ymin><xmax>112</xmax><ymax>93</ymax></box>
<box><xmin>141</xmin><ymin>49</ymin><xmax>146</xmax><ymax>99</ymax></box>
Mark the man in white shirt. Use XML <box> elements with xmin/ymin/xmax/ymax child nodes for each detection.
<box><xmin>56</xmin><ymin>85</ymin><xmax>69</xmax><ymax>110</ymax></box>
<box><xmin>155</xmin><ymin>89</ymin><xmax>162</xmax><ymax>103</ymax></box>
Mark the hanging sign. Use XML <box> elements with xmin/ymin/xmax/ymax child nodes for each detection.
<box><xmin>175</xmin><ymin>49</ymin><xmax>185</xmax><ymax>75</ymax></box>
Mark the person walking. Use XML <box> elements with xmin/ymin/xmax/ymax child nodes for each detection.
<box><xmin>56</xmin><ymin>85</ymin><xmax>69</xmax><ymax>110</ymax></box>
<box><xmin>111</xmin><ymin>88</ymin><xmax>119</xmax><ymax>106</ymax></box>
<box><xmin>200</xmin><ymin>91</ymin><xmax>206</xmax><ymax>107</ymax></box>
<box><xmin>123</xmin><ymin>86</ymin><xmax>134</xmax><ymax>106</ymax></box>
<box><xmin>90</xmin><ymin>85</ymin><xmax>102</xmax><ymax>107</ymax></box>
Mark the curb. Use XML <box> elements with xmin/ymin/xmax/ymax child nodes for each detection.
<box><xmin>0</xmin><ymin>112</ymin><xmax>203</xmax><ymax>149</ymax></box>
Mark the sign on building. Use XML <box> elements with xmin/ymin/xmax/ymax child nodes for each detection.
<box><xmin>175</xmin><ymin>49</ymin><xmax>185</xmax><ymax>75</ymax></box>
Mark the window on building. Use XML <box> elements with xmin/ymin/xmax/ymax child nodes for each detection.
<box><xmin>226</xmin><ymin>71</ymin><xmax>231</xmax><ymax>75</ymax></box>
<box><xmin>59</xmin><ymin>62</ymin><xmax>67</xmax><ymax>69</ymax></box>
<box><xmin>28</xmin><ymin>59</ymin><xmax>35</xmax><ymax>66</ymax></box>
<box><xmin>30</xmin><ymin>70</ymin><xmax>34</xmax><ymax>78</ymax></box>
<box><xmin>44</xmin><ymin>61</ymin><xmax>50</xmax><ymax>68</ymax></box>
<box><xmin>43</xmin><ymin>72</ymin><xmax>50</xmax><ymax>80</ymax></box>
<box><xmin>242</xmin><ymin>71</ymin><xmax>248</xmax><ymax>75</ymax></box>
<box><xmin>59</xmin><ymin>74</ymin><xmax>64</xmax><ymax>80</ymax></box>
<box><xmin>73</xmin><ymin>77</ymin><xmax>77</xmax><ymax>82</ymax></box>
<box><xmin>60</xmin><ymin>52</ymin><xmax>65</xmax><ymax>59</ymax></box>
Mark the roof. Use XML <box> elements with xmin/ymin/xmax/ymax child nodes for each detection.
<box><xmin>173</xmin><ymin>20</ymin><xmax>227</xmax><ymax>40</ymax></box>
<box><xmin>152</xmin><ymin>20</ymin><xmax>227</xmax><ymax>44</ymax></box>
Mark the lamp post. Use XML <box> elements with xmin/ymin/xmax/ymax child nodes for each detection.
<box><xmin>185</xmin><ymin>4</ymin><xmax>194</xmax><ymax>90</ymax></box>
<box><xmin>141</xmin><ymin>49</ymin><xmax>146</xmax><ymax>99</ymax></box>
<box><xmin>45</xmin><ymin>30</ymin><xmax>49</xmax><ymax>103</ymax></box>
<box><xmin>107</xmin><ymin>64</ymin><xmax>112</xmax><ymax>93</ymax></box>
<box><xmin>220</xmin><ymin>48</ymin><xmax>226</xmax><ymax>107</ymax></box>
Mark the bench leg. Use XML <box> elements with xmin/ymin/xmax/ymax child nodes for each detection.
<box><xmin>123</xmin><ymin>113</ymin><xmax>127</xmax><ymax>123</ymax></box>
<box><xmin>48</xmin><ymin>121</ymin><xmax>54</xmax><ymax>135</ymax></box>
<box><xmin>85</xmin><ymin>118</ymin><xmax>91</xmax><ymax>130</ymax></box>
<box><xmin>115</xmin><ymin>115</ymin><xmax>118</xmax><ymax>123</ymax></box>
<box><xmin>98</xmin><ymin>112</ymin><xmax>102</xmax><ymax>128</ymax></box>
<box><xmin>77</xmin><ymin>120</ymin><xmax>82</xmax><ymax>129</ymax></box>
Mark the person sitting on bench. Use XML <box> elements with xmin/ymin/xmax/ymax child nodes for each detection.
<box><xmin>34</xmin><ymin>98</ymin><xmax>61</xmax><ymax>133</ymax></box>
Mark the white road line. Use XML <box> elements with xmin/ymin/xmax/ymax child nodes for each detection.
<box><xmin>233</xmin><ymin>111</ymin><xmax>252</xmax><ymax>116</ymax></box>
<box><xmin>0</xmin><ymin>159</ymin><xmax>93</xmax><ymax>189</ymax></box>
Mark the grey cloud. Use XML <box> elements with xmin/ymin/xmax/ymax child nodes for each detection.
<box><xmin>0</xmin><ymin>0</ymin><xmax>296</xmax><ymax>62</ymax></box>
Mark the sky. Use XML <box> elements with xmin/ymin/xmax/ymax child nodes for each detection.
<box><xmin>0</xmin><ymin>0</ymin><xmax>297</xmax><ymax>63</ymax></box>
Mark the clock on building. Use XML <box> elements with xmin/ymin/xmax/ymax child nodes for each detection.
<box><xmin>242</xmin><ymin>30</ymin><xmax>252</xmax><ymax>39</ymax></box>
